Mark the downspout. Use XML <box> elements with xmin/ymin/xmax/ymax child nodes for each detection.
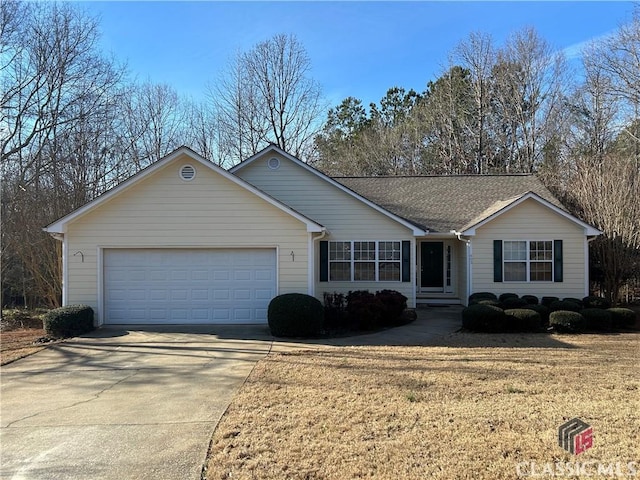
<box><xmin>309</xmin><ymin>229</ymin><xmax>328</xmax><ymax>297</ymax></box>
<box><xmin>452</xmin><ymin>230</ymin><xmax>472</xmax><ymax>305</ymax></box>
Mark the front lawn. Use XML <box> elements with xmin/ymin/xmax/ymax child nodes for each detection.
<box><xmin>204</xmin><ymin>332</ymin><xmax>639</xmax><ymax>479</ymax></box>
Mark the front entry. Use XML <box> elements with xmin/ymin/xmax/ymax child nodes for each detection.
<box><xmin>421</xmin><ymin>242</ymin><xmax>444</xmax><ymax>291</ymax></box>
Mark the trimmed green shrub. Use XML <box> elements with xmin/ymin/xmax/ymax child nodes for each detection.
<box><xmin>468</xmin><ymin>292</ymin><xmax>498</xmax><ymax>304</ymax></box>
<box><xmin>580</xmin><ymin>308</ymin><xmax>613</xmax><ymax>332</ymax></box>
<box><xmin>462</xmin><ymin>304</ymin><xmax>506</xmax><ymax>332</ymax></box>
<box><xmin>522</xmin><ymin>304</ymin><xmax>550</xmax><ymax>323</ymax></box>
<box><xmin>504</xmin><ymin>308</ymin><xmax>542</xmax><ymax>332</ymax></box>
<box><xmin>346</xmin><ymin>290</ymin><xmax>383</xmax><ymax>330</ymax></box>
<box><xmin>498</xmin><ymin>293</ymin><xmax>519</xmax><ymax>302</ymax></box>
<box><xmin>582</xmin><ymin>296</ymin><xmax>611</xmax><ymax>309</ymax></box>
<box><xmin>268</xmin><ymin>293</ymin><xmax>324</xmax><ymax>337</ymax></box>
<box><xmin>43</xmin><ymin>305</ymin><xmax>94</xmax><ymax>338</ymax></box>
<box><xmin>562</xmin><ymin>297</ymin><xmax>584</xmax><ymax>308</ymax></box>
<box><xmin>502</xmin><ymin>297</ymin><xmax>528</xmax><ymax>309</ymax></box>
<box><xmin>549</xmin><ymin>311</ymin><xmax>586</xmax><ymax>333</ymax></box>
<box><xmin>375</xmin><ymin>290</ymin><xmax>408</xmax><ymax>326</ymax></box>
<box><xmin>541</xmin><ymin>296</ymin><xmax>559</xmax><ymax>308</ymax></box>
<box><xmin>521</xmin><ymin>295</ymin><xmax>539</xmax><ymax>305</ymax></box>
<box><xmin>549</xmin><ymin>300</ymin><xmax>582</xmax><ymax>313</ymax></box>
<box><xmin>607</xmin><ymin>308</ymin><xmax>637</xmax><ymax>328</ymax></box>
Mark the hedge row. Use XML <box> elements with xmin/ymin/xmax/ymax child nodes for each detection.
<box><xmin>464</xmin><ymin>293</ymin><xmax>636</xmax><ymax>333</ymax></box>
<box><xmin>268</xmin><ymin>290</ymin><xmax>412</xmax><ymax>338</ymax></box>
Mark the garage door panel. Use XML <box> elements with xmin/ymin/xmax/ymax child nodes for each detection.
<box><xmin>104</xmin><ymin>249</ymin><xmax>276</xmax><ymax>325</ymax></box>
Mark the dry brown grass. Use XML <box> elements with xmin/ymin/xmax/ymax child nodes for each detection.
<box><xmin>205</xmin><ymin>333</ymin><xmax>639</xmax><ymax>480</ymax></box>
<box><xmin>0</xmin><ymin>328</ymin><xmax>46</xmax><ymax>365</ymax></box>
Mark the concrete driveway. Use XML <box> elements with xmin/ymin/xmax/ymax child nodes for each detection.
<box><xmin>0</xmin><ymin>326</ymin><xmax>273</xmax><ymax>480</ymax></box>
<box><xmin>0</xmin><ymin>306</ymin><xmax>461</xmax><ymax>480</ymax></box>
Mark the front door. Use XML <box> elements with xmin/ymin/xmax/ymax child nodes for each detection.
<box><xmin>421</xmin><ymin>242</ymin><xmax>444</xmax><ymax>290</ymax></box>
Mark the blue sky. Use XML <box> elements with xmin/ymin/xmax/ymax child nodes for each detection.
<box><xmin>82</xmin><ymin>1</ymin><xmax>635</xmax><ymax>108</ymax></box>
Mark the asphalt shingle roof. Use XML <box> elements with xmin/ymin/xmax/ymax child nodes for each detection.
<box><xmin>335</xmin><ymin>175</ymin><xmax>564</xmax><ymax>233</ymax></box>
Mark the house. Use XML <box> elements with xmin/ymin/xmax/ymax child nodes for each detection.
<box><xmin>45</xmin><ymin>145</ymin><xmax>602</xmax><ymax>326</ymax></box>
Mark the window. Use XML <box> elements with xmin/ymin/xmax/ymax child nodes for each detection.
<box><xmin>503</xmin><ymin>240</ymin><xmax>553</xmax><ymax>282</ymax></box>
<box><xmin>328</xmin><ymin>241</ymin><xmax>401</xmax><ymax>281</ymax></box>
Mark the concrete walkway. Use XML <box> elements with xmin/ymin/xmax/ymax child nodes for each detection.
<box><xmin>0</xmin><ymin>306</ymin><xmax>461</xmax><ymax>480</ymax></box>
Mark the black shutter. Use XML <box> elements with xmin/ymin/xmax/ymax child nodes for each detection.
<box><xmin>319</xmin><ymin>241</ymin><xmax>329</xmax><ymax>282</ymax></box>
<box><xmin>554</xmin><ymin>240</ymin><xmax>563</xmax><ymax>282</ymax></box>
<box><xmin>493</xmin><ymin>240</ymin><xmax>503</xmax><ymax>282</ymax></box>
<box><xmin>401</xmin><ymin>240</ymin><xmax>410</xmax><ymax>282</ymax></box>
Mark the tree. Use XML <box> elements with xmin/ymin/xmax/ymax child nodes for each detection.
<box><xmin>210</xmin><ymin>34</ymin><xmax>324</xmax><ymax>165</ymax></box>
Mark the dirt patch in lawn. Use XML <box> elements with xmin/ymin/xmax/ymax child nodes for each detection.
<box><xmin>205</xmin><ymin>333</ymin><xmax>639</xmax><ymax>480</ymax></box>
<box><xmin>0</xmin><ymin>328</ymin><xmax>47</xmax><ymax>365</ymax></box>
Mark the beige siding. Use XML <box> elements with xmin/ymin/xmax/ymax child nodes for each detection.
<box><xmin>471</xmin><ymin>198</ymin><xmax>587</xmax><ymax>298</ymax></box>
<box><xmin>236</xmin><ymin>153</ymin><xmax>416</xmax><ymax>304</ymax></box>
<box><xmin>65</xmin><ymin>154</ymin><xmax>310</xmax><ymax>320</ymax></box>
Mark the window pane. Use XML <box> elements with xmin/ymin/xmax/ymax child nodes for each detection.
<box><xmin>354</xmin><ymin>241</ymin><xmax>376</xmax><ymax>261</ymax></box>
<box><xmin>330</xmin><ymin>242</ymin><xmax>351</xmax><ymax>261</ymax></box>
<box><xmin>379</xmin><ymin>262</ymin><xmax>400</xmax><ymax>281</ymax></box>
<box><xmin>504</xmin><ymin>241</ymin><xmax>526</xmax><ymax>261</ymax></box>
<box><xmin>379</xmin><ymin>241</ymin><xmax>401</xmax><ymax>260</ymax></box>
<box><xmin>354</xmin><ymin>262</ymin><xmax>375</xmax><ymax>281</ymax></box>
<box><xmin>504</xmin><ymin>262</ymin><xmax>526</xmax><ymax>281</ymax></box>
<box><xmin>330</xmin><ymin>262</ymin><xmax>351</xmax><ymax>281</ymax></box>
<box><xmin>530</xmin><ymin>262</ymin><xmax>552</xmax><ymax>281</ymax></box>
<box><xmin>530</xmin><ymin>241</ymin><xmax>553</xmax><ymax>261</ymax></box>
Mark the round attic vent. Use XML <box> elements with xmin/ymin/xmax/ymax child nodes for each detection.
<box><xmin>180</xmin><ymin>164</ymin><xmax>196</xmax><ymax>181</ymax></box>
<box><xmin>267</xmin><ymin>157</ymin><xmax>280</xmax><ymax>170</ymax></box>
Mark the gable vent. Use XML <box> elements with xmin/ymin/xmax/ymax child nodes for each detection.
<box><xmin>267</xmin><ymin>157</ymin><xmax>280</xmax><ymax>170</ymax></box>
<box><xmin>180</xmin><ymin>164</ymin><xmax>196</xmax><ymax>181</ymax></box>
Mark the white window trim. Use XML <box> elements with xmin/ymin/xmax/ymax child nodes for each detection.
<box><xmin>328</xmin><ymin>240</ymin><xmax>402</xmax><ymax>282</ymax></box>
<box><xmin>503</xmin><ymin>240</ymin><xmax>554</xmax><ymax>283</ymax></box>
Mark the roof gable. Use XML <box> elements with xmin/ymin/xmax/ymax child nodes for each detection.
<box><xmin>460</xmin><ymin>191</ymin><xmax>602</xmax><ymax>236</ymax></box>
<box><xmin>231</xmin><ymin>145</ymin><xmax>427</xmax><ymax>235</ymax></box>
<box><xmin>45</xmin><ymin>146</ymin><xmax>324</xmax><ymax>234</ymax></box>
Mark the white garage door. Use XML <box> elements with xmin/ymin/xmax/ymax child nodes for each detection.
<box><xmin>104</xmin><ymin>249</ymin><xmax>276</xmax><ymax>325</ymax></box>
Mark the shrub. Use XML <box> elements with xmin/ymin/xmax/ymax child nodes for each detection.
<box><xmin>504</xmin><ymin>309</ymin><xmax>542</xmax><ymax>332</ymax></box>
<box><xmin>549</xmin><ymin>311</ymin><xmax>586</xmax><ymax>333</ymax></box>
<box><xmin>268</xmin><ymin>293</ymin><xmax>324</xmax><ymax>337</ymax></box>
<box><xmin>522</xmin><ymin>304</ymin><xmax>550</xmax><ymax>323</ymax></box>
<box><xmin>346</xmin><ymin>290</ymin><xmax>383</xmax><ymax>330</ymax></box>
<box><xmin>541</xmin><ymin>296</ymin><xmax>559</xmax><ymax>308</ymax></box>
<box><xmin>475</xmin><ymin>299</ymin><xmax>503</xmax><ymax>308</ymax></box>
<box><xmin>43</xmin><ymin>305</ymin><xmax>94</xmax><ymax>338</ymax></box>
<box><xmin>580</xmin><ymin>308</ymin><xmax>613</xmax><ymax>332</ymax></box>
<box><xmin>521</xmin><ymin>295</ymin><xmax>539</xmax><ymax>305</ymax></box>
<box><xmin>502</xmin><ymin>297</ymin><xmax>528</xmax><ymax>309</ymax></box>
<box><xmin>582</xmin><ymin>296</ymin><xmax>611</xmax><ymax>309</ymax></box>
<box><xmin>469</xmin><ymin>292</ymin><xmax>498</xmax><ymax>304</ymax></box>
<box><xmin>498</xmin><ymin>293</ymin><xmax>519</xmax><ymax>302</ymax></box>
<box><xmin>323</xmin><ymin>292</ymin><xmax>347</xmax><ymax>329</ymax></box>
<box><xmin>607</xmin><ymin>308</ymin><xmax>637</xmax><ymax>328</ymax></box>
<box><xmin>562</xmin><ymin>297</ymin><xmax>584</xmax><ymax>308</ymax></box>
<box><xmin>462</xmin><ymin>304</ymin><xmax>506</xmax><ymax>332</ymax></box>
<box><xmin>549</xmin><ymin>300</ymin><xmax>582</xmax><ymax>313</ymax></box>
<box><xmin>375</xmin><ymin>290</ymin><xmax>408</xmax><ymax>326</ymax></box>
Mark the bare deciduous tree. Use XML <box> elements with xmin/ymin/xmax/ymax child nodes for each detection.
<box><xmin>210</xmin><ymin>34</ymin><xmax>324</xmax><ymax>165</ymax></box>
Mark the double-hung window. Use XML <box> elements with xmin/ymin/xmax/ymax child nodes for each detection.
<box><xmin>503</xmin><ymin>240</ymin><xmax>553</xmax><ymax>282</ymax></box>
<box><xmin>328</xmin><ymin>241</ymin><xmax>401</xmax><ymax>281</ymax></box>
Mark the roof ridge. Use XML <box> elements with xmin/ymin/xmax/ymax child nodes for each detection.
<box><xmin>334</xmin><ymin>173</ymin><xmax>535</xmax><ymax>179</ymax></box>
